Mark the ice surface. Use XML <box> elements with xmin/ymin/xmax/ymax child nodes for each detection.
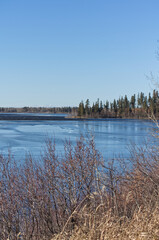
<box><xmin>0</xmin><ymin>118</ymin><xmax>152</xmax><ymax>161</ymax></box>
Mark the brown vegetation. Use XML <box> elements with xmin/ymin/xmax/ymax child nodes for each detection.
<box><xmin>0</xmin><ymin>134</ymin><xmax>159</xmax><ymax>239</ymax></box>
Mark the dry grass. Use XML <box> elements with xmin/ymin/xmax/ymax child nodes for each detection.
<box><xmin>51</xmin><ymin>199</ymin><xmax>159</xmax><ymax>240</ymax></box>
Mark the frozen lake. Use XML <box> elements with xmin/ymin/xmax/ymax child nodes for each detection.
<box><xmin>0</xmin><ymin>118</ymin><xmax>154</xmax><ymax>161</ymax></box>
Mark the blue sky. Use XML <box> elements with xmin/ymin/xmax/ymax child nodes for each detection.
<box><xmin>0</xmin><ymin>0</ymin><xmax>159</xmax><ymax>107</ymax></box>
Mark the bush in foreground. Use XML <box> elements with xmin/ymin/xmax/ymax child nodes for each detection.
<box><xmin>0</xmin><ymin>135</ymin><xmax>159</xmax><ymax>239</ymax></box>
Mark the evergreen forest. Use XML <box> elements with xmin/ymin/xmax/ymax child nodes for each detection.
<box><xmin>77</xmin><ymin>90</ymin><xmax>159</xmax><ymax>119</ymax></box>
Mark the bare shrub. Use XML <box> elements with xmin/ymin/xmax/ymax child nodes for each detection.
<box><xmin>0</xmin><ymin>133</ymin><xmax>159</xmax><ymax>239</ymax></box>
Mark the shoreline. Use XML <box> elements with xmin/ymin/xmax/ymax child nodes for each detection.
<box><xmin>0</xmin><ymin>113</ymin><xmax>151</xmax><ymax>121</ymax></box>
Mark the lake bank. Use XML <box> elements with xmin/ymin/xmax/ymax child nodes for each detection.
<box><xmin>0</xmin><ymin>113</ymin><xmax>153</xmax><ymax>121</ymax></box>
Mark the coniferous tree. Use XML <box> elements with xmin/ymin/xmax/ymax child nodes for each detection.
<box><xmin>110</xmin><ymin>103</ymin><xmax>113</xmax><ymax>112</ymax></box>
<box><xmin>137</xmin><ymin>93</ymin><xmax>140</xmax><ymax>108</ymax></box>
<box><xmin>124</xmin><ymin>95</ymin><xmax>129</xmax><ymax>109</ymax></box>
<box><xmin>117</xmin><ymin>97</ymin><xmax>123</xmax><ymax>116</ymax></box>
<box><xmin>143</xmin><ymin>96</ymin><xmax>148</xmax><ymax>113</ymax></box>
<box><xmin>140</xmin><ymin>92</ymin><xmax>144</xmax><ymax>107</ymax></box>
<box><xmin>113</xmin><ymin>99</ymin><xmax>117</xmax><ymax>116</ymax></box>
<box><xmin>99</xmin><ymin>101</ymin><xmax>103</xmax><ymax>113</ymax></box>
<box><xmin>78</xmin><ymin>101</ymin><xmax>85</xmax><ymax>116</ymax></box>
<box><xmin>105</xmin><ymin>100</ymin><xmax>109</xmax><ymax>111</ymax></box>
<box><xmin>130</xmin><ymin>94</ymin><xmax>136</xmax><ymax>110</ymax></box>
<box><xmin>92</xmin><ymin>103</ymin><xmax>95</xmax><ymax>115</ymax></box>
<box><xmin>95</xmin><ymin>99</ymin><xmax>100</xmax><ymax>114</ymax></box>
<box><xmin>85</xmin><ymin>99</ymin><xmax>90</xmax><ymax>116</ymax></box>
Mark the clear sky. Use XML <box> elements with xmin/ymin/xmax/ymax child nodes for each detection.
<box><xmin>0</xmin><ymin>0</ymin><xmax>159</xmax><ymax>107</ymax></box>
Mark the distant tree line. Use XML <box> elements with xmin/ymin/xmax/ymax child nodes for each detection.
<box><xmin>0</xmin><ymin>106</ymin><xmax>78</xmax><ymax>115</ymax></box>
<box><xmin>78</xmin><ymin>90</ymin><xmax>159</xmax><ymax>118</ymax></box>
<box><xmin>1</xmin><ymin>90</ymin><xmax>159</xmax><ymax>119</ymax></box>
